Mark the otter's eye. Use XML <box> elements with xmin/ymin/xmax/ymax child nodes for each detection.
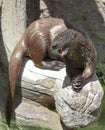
<box><xmin>52</xmin><ymin>44</ymin><xmax>58</xmax><ymax>49</ymax></box>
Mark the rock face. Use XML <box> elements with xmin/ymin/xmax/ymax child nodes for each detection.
<box><xmin>54</xmin><ymin>74</ymin><xmax>104</xmax><ymax>128</ymax></box>
<box><xmin>15</xmin><ymin>97</ymin><xmax>63</xmax><ymax>130</ymax></box>
<box><xmin>1</xmin><ymin>0</ymin><xmax>105</xmax><ymax>62</ymax></box>
<box><xmin>39</xmin><ymin>0</ymin><xmax>105</xmax><ymax>62</ymax></box>
<box><xmin>0</xmin><ymin>59</ymin><xmax>104</xmax><ymax>130</ymax></box>
<box><xmin>15</xmin><ymin>60</ymin><xmax>104</xmax><ymax>128</ymax></box>
<box><xmin>0</xmin><ymin>59</ymin><xmax>63</xmax><ymax>130</ymax></box>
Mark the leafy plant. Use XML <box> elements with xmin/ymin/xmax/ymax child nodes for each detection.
<box><xmin>96</xmin><ymin>63</ymin><xmax>105</xmax><ymax>86</ymax></box>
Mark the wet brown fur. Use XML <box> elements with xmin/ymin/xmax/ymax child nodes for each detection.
<box><xmin>6</xmin><ymin>18</ymin><xmax>97</xmax><ymax>126</ymax></box>
<box><xmin>50</xmin><ymin>29</ymin><xmax>97</xmax><ymax>90</ymax></box>
<box><xmin>6</xmin><ymin>18</ymin><xmax>67</xmax><ymax>126</ymax></box>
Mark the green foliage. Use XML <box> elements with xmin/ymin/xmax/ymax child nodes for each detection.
<box><xmin>96</xmin><ymin>63</ymin><xmax>105</xmax><ymax>86</ymax></box>
<box><xmin>20</xmin><ymin>126</ymin><xmax>51</xmax><ymax>130</ymax></box>
<box><xmin>0</xmin><ymin>121</ymin><xmax>51</xmax><ymax>130</ymax></box>
<box><xmin>78</xmin><ymin>63</ymin><xmax>105</xmax><ymax>130</ymax></box>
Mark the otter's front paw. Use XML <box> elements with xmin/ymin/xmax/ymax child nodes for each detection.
<box><xmin>51</xmin><ymin>61</ymin><xmax>65</xmax><ymax>71</ymax></box>
<box><xmin>72</xmin><ymin>76</ymin><xmax>84</xmax><ymax>92</ymax></box>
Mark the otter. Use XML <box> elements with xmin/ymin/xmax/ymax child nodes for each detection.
<box><xmin>50</xmin><ymin>29</ymin><xmax>97</xmax><ymax>90</ymax></box>
<box><xmin>6</xmin><ymin>18</ymin><xmax>97</xmax><ymax>126</ymax></box>
<box><xmin>6</xmin><ymin>18</ymin><xmax>68</xmax><ymax>126</ymax></box>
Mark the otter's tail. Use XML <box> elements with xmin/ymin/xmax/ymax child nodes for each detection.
<box><xmin>6</xmin><ymin>41</ymin><xmax>26</xmax><ymax>126</ymax></box>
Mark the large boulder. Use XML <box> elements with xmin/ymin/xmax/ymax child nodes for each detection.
<box><xmin>16</xmin><ymin>59</ymin><xmax>104</xmax><ymax>128</ymax></box>
<box><xmin>54</xmin><ymin>74</ymin><xmax>104</xmax><ymax>128</ymax></box>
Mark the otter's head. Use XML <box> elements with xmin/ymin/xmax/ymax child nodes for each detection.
<box><xmin>50</xmin><ymin>29</ymin><xmax>76</xmax><ymax>57</ymax></box>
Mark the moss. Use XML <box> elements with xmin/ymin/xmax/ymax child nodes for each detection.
<box><xmin>0</xmin><ymin>121</ymin><xmax>52</xmax><ymax>130</ymax></box>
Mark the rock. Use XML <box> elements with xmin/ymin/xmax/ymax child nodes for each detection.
<box><xmin>40</xmin><ymin>0</ymin><xmax>105</xmax><ymax>62</ymax></box>
<box><xmin>20</xmin><ymin>59</ymin><xmax>104</xmax><ymax>128</ymax></box>
<box><xmin>18</xmin><ymin>58</ymin><xmax>65</xmax><ymax>108</ymax></box>
<box><xmin>0</xmin><ymin>57</ymin><xmax>104</xmax><ymax>130</ymax></box>
<box><xmin>54</xmin><ymin>74</ymin><xmax>104</xmax><ymax>128</ymax></box>
<box><xmin>15</xmin><ymin>97</ymin><xmax>63</xmax><ymax>130</ymax></box>
<box><xmin>0</xmin><ymin>58</ymin><xmax>76</xmax><ymax>130</ymax></box>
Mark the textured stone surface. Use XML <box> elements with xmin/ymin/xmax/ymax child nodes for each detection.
<box><xmin>1</xmin><ymin>0</ymin><xmax>105</xmax><ymax>62</ymax></box>
<box><xmin>0</xmin><ymin>0</ymin><xmax>26</xmax><ymax>59</ymax></box>
<box><xmin>0</xmin><ymin>59</ymin><xmax>77</xmax><ymax>130</ymax></box>
<box><xmin>18</xmin><ymin>59</ymin><xmax>66</xmax><ymax>108</ymax></box>
<box><xmin>40</xmin><ymin>0</ymin><xmax>105</xmax><ymax>62</ymax></box>
<box><xmin>0</xmin><ymin>58</ymin><xmax>104</xmax><ymax>129</ymax></box>
<box><xmin>54</xmin><ymin>74</ymin><xmax>104</xmax><ymax>128</ymax></box>
<box><xmin>18</xmin><ymin>59</ymin><xmax>103</xmax><ymax>128</ymax></box>
<box><xmin>15</xmin><ymin>98</ymin><xmax>63</xmax><ymax>130</ymax></box>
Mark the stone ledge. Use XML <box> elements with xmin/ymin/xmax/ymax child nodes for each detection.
<box><xmin>0</xmin><ymin>58</ymin><xmax>104</xmax><ymax>130</ymax></box>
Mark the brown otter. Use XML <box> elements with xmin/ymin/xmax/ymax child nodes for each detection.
<box><xmin>6</xmin><ymin>18</ymin><xmax>97</xmax><ymax>126</ymax></box>
<box><xmin>50</xmin><ymin>29</ymin><xmax>97</xmax><ymax>91</ymax></box>
<box><xmin>6</xmin><ymin>18</ymin><xmax>68</xmax><ymax>126</ymax></box>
